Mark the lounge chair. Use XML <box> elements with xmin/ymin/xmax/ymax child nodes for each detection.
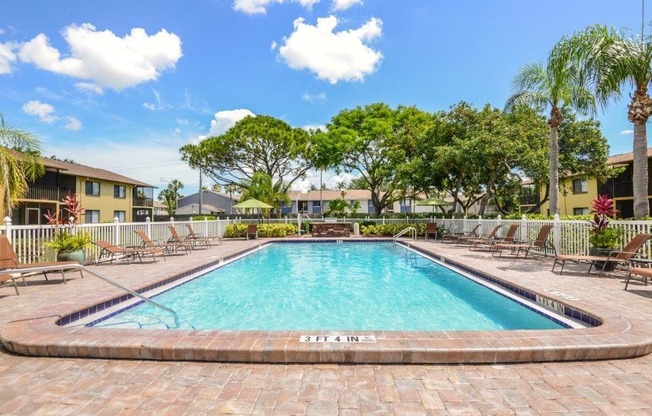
<box><xmin>246</xmin><ymin>224</ymin><xmax>258</xmax><ymax>240</ymax></box>
<box><xmin>552</xmin><ymin>233</ymin><xmax>651</xmax><ymax>275</ymax></box>
<box><xmin>442</xmin><ymin>224</ymin><xmax>481</xmax><ymax>243</ymax></box>
<box><xmin>469</xmin><ymin>223</ymin><xmax>519</xmax><ymax>251</ymax></box>
<box><xmin>425</xmin><ymin>223</ymin><xmax>438</xmax><ymax>240</ymax></box>
<box><xmin>0</xmin><ymin>273</ymin><xmax>20</xmax><ymax>295</ymax></box>
<box><xmin>493</xmin><ymin>224</ymin><xmax>554</xmax><ymax>258</ymax></box>
<box><xmin>0</xmin><ymin>234</ymin><xmax>83</xmax><ymax>287</ymax></box>
<box><xmin>134</xmin><ymin>230</ymin><xmax>190</xmax><ymax>255</ymax></box>
<box><xmin>168</xmin><ymin>225</ymin><xmax>209</xmax><ymax>249</ymax></box>
<box><xmin>459</xmin><ymin>224</ymin><xmax>502</xmax><ymax>246</ymax></box>
<box><xmin>186</xmin><ymin>224</ymin><xmax>222</xmax><ymax>246</ymax></box>
<box><xmin>625</xmin><ymin>266</ymin><xmax>652</xmax><ymax>289</ymax></box>
<box><xmin>93</xmin><ymin>240</ymin><xmax>163</xmax><ymax>264</ymax></box>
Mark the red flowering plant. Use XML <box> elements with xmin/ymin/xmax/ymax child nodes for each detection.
<box><xmin>588</xmin><ymin>194</ymin><xmax>622</xmax><ymax>249</ymax></box>
<box><xmin>43</xmin><ymin>192</ymin><xmax>92</xmax><ymax>252</ymax></box>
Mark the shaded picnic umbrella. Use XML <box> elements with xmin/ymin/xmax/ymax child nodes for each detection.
<box><xmin>416</xmin><ymin>197</ymin><xmax>452</xmax><ymax>213</ymax></box>
<box><xmin>232</xmin><ymin>198</ymin><xmax>274</xmax><ymax>210</ymax></box>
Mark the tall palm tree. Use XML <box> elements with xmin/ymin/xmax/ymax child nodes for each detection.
<box><xmin>551</xmin><ymin>24</ymin><xmax>652</xmax><ymax>218</ymax></box>
<box><xmin>505</xmin><ymin>62</ymin><xmax>595</xmax><ymax>216</ymax></box>
<box><xmin>0</xmin><ymin>114</ymin><xmax>44</xmax><ymax>217</ymax></box>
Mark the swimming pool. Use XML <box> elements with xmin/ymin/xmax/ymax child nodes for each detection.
<box><xmin>92</xmin><ymin>242</ymin><xmax>568</xmax><ymax>331</ymax></box>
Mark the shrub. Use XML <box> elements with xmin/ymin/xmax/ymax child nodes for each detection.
<box><xmin>224</xmin><ymin>223</ymin><xmax>298</xmax><ymax>238</ymax></box>
<box><xmin>361</xmin><ymin>223</ymin><xmax>426</xmax><ymax>237</ymax></box>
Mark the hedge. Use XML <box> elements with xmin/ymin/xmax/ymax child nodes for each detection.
<box><xmin>224</xmin><ymin>223</ymin><xmax>298</xmax><ymax>238</ymax></box>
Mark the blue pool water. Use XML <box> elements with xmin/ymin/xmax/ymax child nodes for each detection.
<box><xmin>93</xmin><ymin>242</ymin><xmax>565</xmax><ymax>331</ymax></box>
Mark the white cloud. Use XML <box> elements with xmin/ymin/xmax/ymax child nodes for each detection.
<box><xmin>328</xmin><ymin>172</ymin><xmax>358</xmax><ymax>188</ymax></box>
<box><xmin>22</xmin><ymin>100</ymin><xmax>57</xmax><ymax>123</ymax></box>
<box><xmin>143</xmin><ymin>89</ymin><xmax>171</xmax><ymax>111</ymax></box>
<box><xmin>270</xmin><ymin>40</ymin><xmax>277</xmax><ymax>51</ymax></box>
<box><xmin>278</xmin><ymin>15</ymin><xmax>383</xmax><ymax>84</ymax></box>
<box><xmin>302</xmin><ymin>91</ymin><xmax>326</xmax><ymax>104</ymax></box>
<box><xmin>302</xmin><ymin>123</ymin><xmax>327</xmax><ymax>132</ymax></box>
<box><xmin>64</xmin><ymin>117</ymin><xmax>82</xmax><ymax>131</ymax></box>
<box><xmin>0</xmin><ymin>42</ymin><xmax>17</xmax><ymax>74</ymax></box>
<box><xmin>18</xmin><ymin>23</ymin><xmax>182</xmax><ymax>90</ymax></box>
<box><xmin>208</xmin><ymin>109</ymin><xmax>255</xmax><ymax>136</ymax></box>
<box><xmin>75</xmin><ymin>81</ymin><xmax>104</xmax><ymax>95</ymax></box>
<box><xmin>176</xmin><ymin>118</ymin><xmax>190</xmax><ymax>125</ymax></box>
<box><xmin>0</xmin><ymin>28</ymin><xmax>5</xmax><ymax>35</ymax></box>
<box><xmin>234</xmin><ymin>0</ymin><xmax>320</xmax><ymax>14</ymax></box>
<box><xmin>332</xmin><ymin>0</ymin><xmax>362</xmax><ymax>11</ymax></box>
<box><xmin>619</xmin><ymin>129</ymin><xmax>634</xmax><ymax>135</ymax></box>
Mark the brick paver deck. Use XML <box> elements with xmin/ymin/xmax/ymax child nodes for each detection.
<box><xmin>1</xmin><ymin>237</ymin><xmax>652</xmax><ymax>414</ymax></box>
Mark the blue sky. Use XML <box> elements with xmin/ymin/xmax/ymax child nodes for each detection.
<box><xmin>0</xmin><ymin>0</ymin><xmax>646</xmax><ymax>195</ymax></box>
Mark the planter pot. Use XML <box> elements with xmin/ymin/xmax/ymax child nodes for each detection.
<box><xmin>589</xmin><ymin>246</ymin><xmax>616</xmax><ymax>272</ymax></box>
<box><xmin>56</xmin><ymin>249</ymin><xmax>85</xmax><ymax>264</ymax></box>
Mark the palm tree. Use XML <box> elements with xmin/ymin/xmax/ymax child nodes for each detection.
<box><xmin>0</xmin><ymin>114</ymin><xmax>44</xmax><ymax>217</ymax></box>
<box><xmin>550</xmin><ymin>24</ymin><xmax>652</xmax><ymax>218</ymax></box>
<box><xmin>157</xmin><ymin>179</ymin><xmax>184</xmax><ymax>216</ymax></box>
<box><xmin>505</xmin><ymin>61</ymin><xmax>595</xmax><ymax>216</ymax></box>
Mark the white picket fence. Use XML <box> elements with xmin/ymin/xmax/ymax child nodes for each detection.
<box><xmin>3</xmin><ymin>215</ymin><xmax>652</xmax><ymax>264</ymax></box>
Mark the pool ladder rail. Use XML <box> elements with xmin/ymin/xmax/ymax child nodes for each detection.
<box><xmin>393</xmin><ymin>226</ymin><xmax>417</xmax><ymax>241</ymax></box>
<box><xmin>2</xmin><ymin>263</ymin><xmax>180</xmax><ymax>329</ymax></box>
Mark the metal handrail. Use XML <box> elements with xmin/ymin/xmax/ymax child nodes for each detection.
<box><xmin>393</xmin><ymin>226</ymin><xmax>417</xmax><ymax>241</ymax></box>
<box><xmin>3</xmin><ymin>264</ymin><xmax>180</xmax><ymax>328</ymax></box>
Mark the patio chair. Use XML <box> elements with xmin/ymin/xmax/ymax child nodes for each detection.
<box><xmin>246</xmin><ymin>224</ymin><xmax>258</xmax><ymax>240</ymax></box>
<box><xmin>492</xmin><ymin>224</ymin><xmax>554</xmax><ymax>258</ymax></box>
<box><xmin>552</xmin><ymin>233</ymin><xmax>651</xmax><ymax>275</ymax></box>
<box><xmin>469</xmin><ymin>223</ymin><xmax>519</xmax><ymax>251</ymax></box>
<box><xmin>0</xmin><ymin>234</ymin><xmax>83</xmax><ymax>287</ymax></box>
<box><xmin>93</xmin><ymin>240</ymin><xmax>164</xmax><ymax>264</ymax></box>
<box><xmin>168</xmin><ymin>225</ymin><xmax>209</xmax><ymax>249</ymax></box>
<box><xmin>458</xmin><ymin>224</ymin><xmax>502</xmax><ymax>246</ymax></box>
<box><xmin>425</xmin><ymin>223</ymin><xmax>438</xmax><ymax>240</ymax></box>
<box><xmin>134</xmin><ymin>230</ymin><xmax>190</xmax><ymax>255</ymax></box>
<box><xmin>186</xmin><ymin>224</ymin><xmax>222</xmax><ymax>246</ymax></box>
<box><xmin>442</xmin><ymin>224</ymin><xmax>481</xmax><ymax>243</ymax></box>
<box><xmin>0</xmin><ymin>273</ymin><xmax>20</xmax><ymax>295</ymax></box>
<box><xmin>625</xmin><ymin>265</ymin><xmax>652</xmax><ymax>289</ymax></box>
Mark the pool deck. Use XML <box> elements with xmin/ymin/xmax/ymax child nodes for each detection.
<box><xmin>1</xmin><ymin>237</ymin><xmax>652</xmax><ymax>413</ymax></box>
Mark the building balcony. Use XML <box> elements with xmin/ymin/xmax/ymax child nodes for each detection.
<box><xmin>23</xmin><ymin>185</ymin><xmax>62</xmax><ymax>201</ymax></box>
<box><xmin>133</xmin><ymin>197</ymin><xmax>153</xmax><ymax>207</ymax></box>
<box><xmin>519</xmin><ymin>195</ymin><xmax>540</xmax><ymax>205</ymax></box>
<box><xmin>598</xmin><ymin>182</ymin><xmax>633</xmax><ymax>199</ymax></box>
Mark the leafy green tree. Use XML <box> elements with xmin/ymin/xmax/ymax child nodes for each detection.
<box><xmin>239</xmin><ymin>172</ymin><xmax>290</xmax><ymax>216</ymax></box>
<box><xmin>0</xmin><ymin>114</ymin><xmax>44</xmax><ymax>216</ymax></box>
<box><xmin>551</xmin><ymin>25</ymin><xmax>652</xmax><ymax>218</ymax></box>
<box><xmin>180</xmin><ymin>115</ymin><xmax>313</xmax><ymax>193</ymax></box>
<box><xmin>313</xmin><ymin>103</ymin><xmax>431</xmax><ymax>216</ymax></box>
<box><xmin>347</xmin><ymin>176</ymin><xmax>369</xmax><ymax>190</ymax></box>
<box><xmin>505</xmin><ymin>57</ymin><xmax>596</xmax><ymax>216</ymax></box>
<box><xmin>158</xmin><ymin>179</ymin><xmax>184</xmax><ymax>215</ymax></box>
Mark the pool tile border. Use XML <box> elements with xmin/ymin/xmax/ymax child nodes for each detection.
<box><xmin>2</xmin><ymin>238</ymin><xmax>652</xmax><ymax>364</ymax></box>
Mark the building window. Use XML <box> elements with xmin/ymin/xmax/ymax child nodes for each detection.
<box><xmin>85</xmin><ymin>181</ymin><xmax>100</xmax><ymax>196</ymax></box>
<box><xmin>85</xmin><ymin>210</ymin><xmax>100</xmax><ymax>223</ymax></box>
<box><xmin>298</xmin><ymin>201</ymin><xmax>308</xmax><ymax>213</ymax></box>
<box><xmin>113</xmin><ymin>211</ymin><xmax>126</xmax><ymax>222</ymax></box>
<box><xmin>573</xmin><ymin>207</ymin><xmax>590</xmax><ymax>215</ymax></box>
<box><xmin>400</xmin><ymin>199</ymin><xmax>412</xmax><ymax>213</ymax></box>
<box><xmin>572</xmin><ymin>179</ymin><xmax>588</xmax><ymax>194</ymax></box>
<box><xmin>312</xmin><ymin>201</ymin><xmax>321</xmax><ymax>214</ymax></box>
<box><xmin>114</xmin><ymin>185</ymin><xmax>126</xmax><ymax>199</ymax></box>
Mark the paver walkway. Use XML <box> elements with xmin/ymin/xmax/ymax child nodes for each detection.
<box><xmin>1</xmin><ymin>238</ymin><xmax>651</xmax><ymax>415</ymax></box>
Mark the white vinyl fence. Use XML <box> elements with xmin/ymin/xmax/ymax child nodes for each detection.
<box><xmin>3</xmin><ymin>215</ymin><xmax>652</xmax><ymax>264</ymax></box>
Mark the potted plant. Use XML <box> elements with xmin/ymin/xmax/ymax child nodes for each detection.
<box><xmin>44</xmin><ymin>192</ymin><xmax>91</xmax><ymax>263</ymax></box>
<box><xmin>45</xmin><ymin>231</ymin><xmax>92</xmax><ymax>263</ymax></box>
<box><xmin>588</xmin><ymin>195</ymin><xmax>622</xmax><ymax>268</ymax></box>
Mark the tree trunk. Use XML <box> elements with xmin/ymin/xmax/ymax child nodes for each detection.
<box><xmin>628</xmin><ymin>89</ymin><xmax>651</xmax><ymax>218</ymax></box>
<box><xmin>548</xmin><ymin>108</ymin><xmax>562</xmax><ymax>217</ymax></box>
<box><xmin>632</xmin><ymin>120</ymin><xmax>649</xmax><ymax>218</ymax></box>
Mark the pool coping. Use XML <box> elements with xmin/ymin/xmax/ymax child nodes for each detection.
<box><xmin>2</xmin><ymin>238</ymin><xmax>652</xmax><ymax>364</ymax></box>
